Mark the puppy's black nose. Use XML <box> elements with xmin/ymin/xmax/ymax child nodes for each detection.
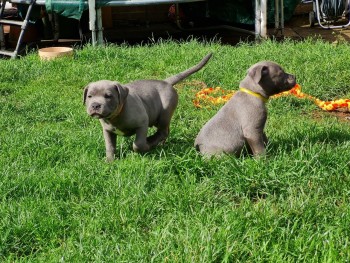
<box><xmin>91</xmin><ymin>103</ymin><xmax>101</xmax><ymax>110</ymax></box>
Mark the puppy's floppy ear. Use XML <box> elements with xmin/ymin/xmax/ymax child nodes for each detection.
<box><xmin>113</xmin><ymin>82</ymin><xmax>129</xmax><ymax>104</ymax></box>
<box><xmin>83</xmin><ymin>85</ymin><xmax>89</xmax><ymax>105</ymax></box>
<box><xmin>248</xmin><ymin>65</ymin><xmax>269</xmax><ymax>84</ymax></box>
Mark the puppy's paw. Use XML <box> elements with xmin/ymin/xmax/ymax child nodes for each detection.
<box><xmin>133</xmin><ymin>142</ymin><xmax>150</xmax><ymax>153</ymax></box>
<box><xmin>147</xmin><ymin>132</ymin><xmax>168</xmax><ymax>147</ymax></box>
<box><xmin>146</xmin><ymin>135</ymin><xmax>160</xmax><ymax>146</ymax></box>
<box><xmin>105</xmin><ymin>155</ymin><xmax>115</xmax><ymax>162</ymax></box>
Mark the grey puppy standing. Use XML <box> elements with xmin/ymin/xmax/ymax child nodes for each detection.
<box><xmin>84</xmin><ymin>53</ymin><xmax>212</xmax><ymax>161</ymax></box>
<box><xmin>194</xmin><ymin>61</ymin><xmax>296</xmax><ymax>157</ymax></box>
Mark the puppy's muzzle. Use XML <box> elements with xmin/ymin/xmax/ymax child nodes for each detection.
<box><xmin>89</xmin><ymin>102</ymin><xmax>104</xmax><ymax>118</ymax></box>
<box><xmin>281</xmin><ymin>74</ymin><xmax>296</xmax><ymax>91</ymax></box>
<box><xmin>91</xmin><ymin>102</ymin><xmax>102</xmax><ymax>111</ymax></box>
<box><xmin>289</xmin><ymin>74</ymin><xmax>296</xmax><ymax>84</ymax></box>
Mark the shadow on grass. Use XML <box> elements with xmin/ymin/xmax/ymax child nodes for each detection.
<box><xmin>114</xmin><ymin>123</ymin><xmax>350</xmax><ymax>163</ymax></box>
<box><xmin>268</xmin><ymin>128</ymin><xmax>350</xmax><ymax>154</ymax></box>
<box><xmin>103</xmin><ymin>125</ymin><xmax>349</xmax><ymax>203</ymax></box>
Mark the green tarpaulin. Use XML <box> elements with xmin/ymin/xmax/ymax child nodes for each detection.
<box><xmin>45</xmin><ymin>0</ymin><xmax>112</xmax><ymax>20</ymax></box>
<box><xmin>45</xmin><ymin>0</ymin><xmax>299</xmax><ymax>23</ymax></box>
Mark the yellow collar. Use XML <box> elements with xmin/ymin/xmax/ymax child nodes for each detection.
<box><xmin>239</xmin><ymin>87</ymin><xmax>268</xmax><ymax>103</ymax></box>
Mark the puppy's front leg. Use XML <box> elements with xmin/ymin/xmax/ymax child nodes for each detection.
<box><xmin>103</xmin><ymin>129</ymin><xmax>117</xmax><ymax>162</ymax></box>
<box><xmin>133</xmin><ymin>126</ymin><xmax>150</xmax><ymax>153</ymax></box>
<box><xmin>243</xmin><ymin>128</ymin><xmax>266</xmax><ymax>156</ymax></box>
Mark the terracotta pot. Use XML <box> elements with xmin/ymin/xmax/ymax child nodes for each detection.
<box><xmin>38</xmin><ymin>47</ymin><xmax>73</xmax><ymax>60</ymax></box>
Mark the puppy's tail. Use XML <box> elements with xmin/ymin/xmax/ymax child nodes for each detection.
<box><xmin>164</xmin><ymin>53</ymin><xmax>212</xmax><ymax>86</ymax></box>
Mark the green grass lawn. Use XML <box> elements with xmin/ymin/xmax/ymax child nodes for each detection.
<box><xmin>1</xmin><ymin>38</ymin><xmax>350</xmax><ymax>262</ymax></box>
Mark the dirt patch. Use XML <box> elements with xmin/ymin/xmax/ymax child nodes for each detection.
<box><xmin>282</xmin><ymin>3</ymin><xmax>350</xmax><ymax>43</ymax></box>
<box><xmin>310</xmin><ymin>110</ymin><xmax>350</xmax><ymax>123</ymax></box>
<box><xmin>175</xmin><ymin>80</ymin><xmax>208</xmax><ymax>90</ymax></box>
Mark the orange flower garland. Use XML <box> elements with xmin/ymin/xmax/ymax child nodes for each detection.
<box><xmin>193</xmin><ymin>84</ymin><xmax>350</xmax><ymax>112</ymax></box>
<box><xmin>273</xmin><ymin>84</ymin><xmax>350</xmax><ymax>111</ymax></box>
<box><xmin>193</xmin><ymin>87</ymin><xmax>235</xmax><ymax>108</ymax></box>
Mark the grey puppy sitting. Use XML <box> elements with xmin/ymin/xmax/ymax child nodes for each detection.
<box><xmin>194</xmin><ymin>61</ymin><xmax>296</xmax><ymax>157</ymax></box>
<box><xmin>84</xmin><ymin>53</ymin><xmax>212</xmax><ymax>161</ymax></box>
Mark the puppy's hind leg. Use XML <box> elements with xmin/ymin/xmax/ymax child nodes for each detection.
<box><xmin>147</xmin><ymin>110</ymin><xmax>174</xmax><ymax>148</ymax></box>
<box><xmin>133</xmin><ymin>126</ymin><xmax>151</xmax><ymax>153</ymax></box>
<box><xmin>263</xmin><ymin>132</ymin><xmax>269</xmax><ymax>146</ymax></box>
<box><xmin>147</xmin><ymin>125</ymin><xmax>169</xmax><ymax>148</ymax></box>
<box><xmin>148</xmin><ymin>92</ymin><xmax>178</xmax><ymax>148</ymax></box>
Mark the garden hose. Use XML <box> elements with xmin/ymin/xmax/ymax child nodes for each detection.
<box><xmin>320</xmin><ymin>0</ymin><xmax>348</xmax><ymax>20</ymax></box>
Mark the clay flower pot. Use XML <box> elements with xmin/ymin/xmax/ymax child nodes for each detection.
<box><xmin>38</xmin><ymin>47</ymin><xmax>73</xmax><ymax>60</ymax></box>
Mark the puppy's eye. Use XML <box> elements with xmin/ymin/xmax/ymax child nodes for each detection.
<box><xmin>87</xmin><ymin>95</ymin><xmax>92</xmax><ymax>98</ymax></box>
<box><xmin>104</xmin><ymin>94</ymin><xmax>112</xmax><ymax>99</ymax></box>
